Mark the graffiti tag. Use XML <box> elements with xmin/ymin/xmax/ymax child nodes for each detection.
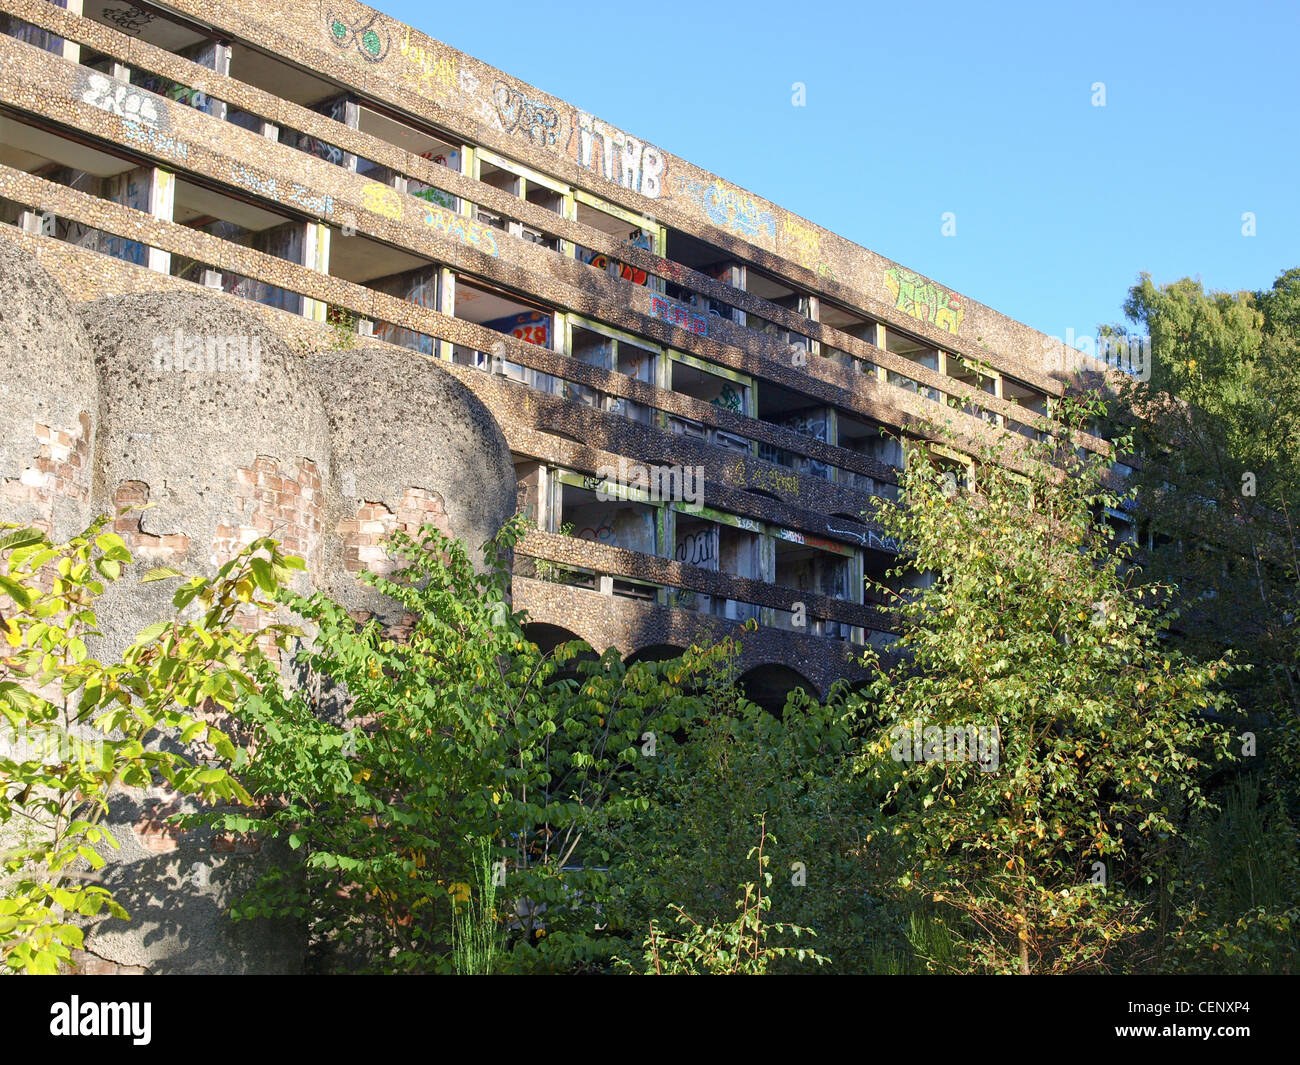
<box><xmin>884</xmin><ymin>267</ymin><xmax>964</xmax><ymax>337</ymax></box>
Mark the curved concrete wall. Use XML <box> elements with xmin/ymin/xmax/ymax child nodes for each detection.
<box><xmin>0</xmin><ymin>236</ymin><xmax>518</xmax><ymax>974</ymax></box>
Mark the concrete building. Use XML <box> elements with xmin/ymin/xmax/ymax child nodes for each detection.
<box><xmin>0</xmin><ymin>0</ymin><xmax>1123</xmax><ymax>710</ymax></box>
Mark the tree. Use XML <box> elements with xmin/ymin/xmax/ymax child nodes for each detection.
<box><xmin>618</xmin><ymin>817</ymin><xmax>828</xmax><ymax>975</ymax></box>
<box><xmin>0</xmin><ymin>518</ymin><xmax>298</xmax><ymax>974</ymax></box>
<box><xmin>1114</xmin><ymin>269</ymin><xmax>1300</xmax><ymax>810</ymax></box>
<box><xmin>853</xmin><ymin>394</ymin><xmax>1237</xmax><ymax>974</ymax></box>
<box><xmin>209</xmin><ymin>518</ymin><xmax>728</xmax><ymax>973</ymax></box>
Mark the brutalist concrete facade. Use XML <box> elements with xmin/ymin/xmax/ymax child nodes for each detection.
<box><xmin>0</xmin><ymin>0</ymin><xmax>1121</xmax><ymax>709</ymax></box>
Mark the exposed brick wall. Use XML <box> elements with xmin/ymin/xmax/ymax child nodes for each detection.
<box><xmin>0</xmin><ymin>411</ymin><xmax>92</xmax><ymax>532</ymax></box>
<box><xmin>112</xmin><ymin>480</ymin><xmax>191</xmax><ymax>561</ymax></box>
<box><xmin>213</xmin><ymin>456</ymin><xmax>324</xmax><ymax>571</ymax></box>
<box><xmin>336</xmin><ymin>487</ymin><xmax>450</xmax><ymax>578</ymax></box>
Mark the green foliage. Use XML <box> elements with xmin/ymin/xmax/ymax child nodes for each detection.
<box><xmin>618</xmin><ymin>817</ymin><xmax>829</xmax><ymax>975</ymax></box>
<box><xmin>326</xmin><ymin>305</ymin><xmax>358</xmax><ymax>350</ymax></box>
<box><xmin>209</xmin><ymin>517</ymin><xmax>726</xmax><ymax>973</ymax></box>
<box><xmin>1160</xmin><ymin>777</ymin><xmax>1300</xmax><ymax>973</ymax></box>
<box><xmin>451</xmin><ymin>837</ymin><xmax>504</xmax><ymax>975</ymax></box>
<box><xmin>589</xmin><ymin>667</ymin><xmax>903</xmax><ymax>973</ymax></box>
<box><xmin>853</xmin><ymin>394</ymin><xmax>1239</xmax><ymax>973</ymax></box>
<box><xmin>0</xmin><ymin>518</ymin><xmax>298</xmax><ymax>974</ymax></box>
<box><xmin>1116</xmin><ymin>269</ymin><xmax>1300</xmax><ymax>811</ymax></box>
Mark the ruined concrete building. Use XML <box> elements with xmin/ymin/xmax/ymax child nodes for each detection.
<box><xmin>0</xmin><ymin>0</ymin><xmax>1125</xmax><ymax>712</ymax></box>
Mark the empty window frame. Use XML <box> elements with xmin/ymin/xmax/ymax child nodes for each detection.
<box><xmin>553</xmin><ymin>471</ymin><xmax>661</xmax><ymax>556</ymax></box>
<box><xmin>755</xmin><ymin>379</ymin><xmax>830</xmax><ymax>478</ymax></box>
<box><xmin>573</xmin><ymin>190</ymin><xmax>662</xmax><ymax>286</ymax></box>
<box><xmin>451</xmin><ymin>276</ymin><xmax>558</xmax><ymax>392</ymax></box>
<box><xmin>474</xmin><ymin>148</ymin><xmax>571</xmax><ymax>251</ymax></box>
<box><xmin>565</xmin><ymin>317</ymin><xmax>658</xmax><ymax>423</ymax></box>
<box><xmin>667</xmin><ymin>352</ymin><xmax>753</xmax><ymax>454</ymax></box>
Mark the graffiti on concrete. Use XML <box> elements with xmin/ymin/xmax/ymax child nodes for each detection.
<box><xmin>784</xmin><ymin>215</ymin><xmax>819</xmax><ymax>267</ymax></box>
<box><xmin>79</xmin><ymin>73</ymin><xmax>191</xmax><ymax>161</ymax></box>
<box><xmin>484</xmin><ymin>310</ymin><xmax>549</xmax><ymax>346</ymax></box>
<box><xmin>675</xmin><ymin>528</ymin><xmax>716</xmax><ymax>567</ymax></box>
<box><xmin>676</xmin><ymin>178</ymin><xmax>776</xmax><ymax>242</ymax></box>
<box><xmin>711</xmin><ymin>384</ymin><xmax>743</xmax><ymax>413</ymax></box>
<box><xmin>81</xmin><ymin>72</ymin><xmax>161</xmax><ymax>128</ymax></box>
<box><xmin>733</xmin><ymin>459</ymin><xmax>799</xmax><ymax>498</ymax></box>
<box><xmin>416</xmin><ymin>199</ymin><xmax>499</xmax><ymax>257</ymax></box>
<box><xmin>884</xmin><ymin>267</ymin><xmax>964</xmax><ymax>337</ymax></box>
<box><xmin>493</xmin><ymin>82</ymin><xmax>562</xmax><ymax>147</ymax></box>
<box><xmin>362</xmin><ymin>181</ymin><xmax>403</xmax><ymax>221</ymax></box>
<box><xmin>287</xmin><ymin>183</ymin><xmax>335</xmax><ymax>217</ymax></box>
<box><xmin>577</xmin><ymin>514</ymin><xmax>615</xmax><ymax>544</ymax></box>
<box><xmin>572</xmin><ymin>112</ymin><xmax>666</xmax><ymax>199</ymax></box>
<box><xmin>650</xmin><ymin>294</ymin><xmax>708</xmax><ymax>336</ymax></box>
<box><xmin>825</xmin><ymin>521</ymin><xmax>902</xmax><ymax>554</ymax></box>
<box><xmin>327</xmin><ymin>9</ymin><xmax>389</xmax><ymax>62</ymax></box>
<box><xmin>102</xmin><ymin>4</ymin><xmax>157</xmax><ymax>35</ymax></box>
<box><xmin>398</xmin><ymin>26</ymin><xmax>456</xmax><ymax>94</ymax></box>
<box><xmin>458</xmin><ymin>68</ymin><xmax>504</xmax><ymax>133</ymax></box>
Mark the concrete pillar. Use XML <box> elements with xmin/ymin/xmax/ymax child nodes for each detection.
<box><xmin>147</xmin><ymin>168</ymin><xmax>174</xmax><ymax>274</ymax></box>
<box><xmin>301</xmin><ymin>222</ymin><xmax>331</xmax><ymax>321</ymax></box>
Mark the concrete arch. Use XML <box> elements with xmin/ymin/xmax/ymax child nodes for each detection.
<box><xmin>523</xmin><ymin>621</ymin><xmax>584</xmax><ymax>656</ymax></box>
<box><xmin>625</xmin><ymin>642</ymin><xmax>688</xmax><ymax>666</ymax></box>
<box><xmin>737</xmin><ymin>662</ymin><xmax>817</xmax><ymax>716</ymax></box>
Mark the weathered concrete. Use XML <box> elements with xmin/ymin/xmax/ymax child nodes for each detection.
<box><xmin>309</xmin><ymin>345</ymin><xmax>517</xmax><ymax>620</ymax></box>
<box><xmin>0</xmin><ymin>232</ymin><xmax>97</xmax><ymax>539</ymax></box>
<box><xmin>80</xmin><ymin>289</ymin><xmax>331</xmax><ymax>655</ymax></box>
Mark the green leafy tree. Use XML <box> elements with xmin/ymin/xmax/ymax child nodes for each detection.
<box><xmin>854</xmin><ymin>395</ymin><xmax>1237</xmax><ymax>974</ymax></box>
<box><xmin>0</xmin><ymin>518</ymin><xmax>298</xmax><ymax>974</ymax></box>
<box><xmin>1115</xmin><ymin>269</ymin><xmax>1300</xmax><ymax>806</ymax></box>
<box><xmin>618</xmin><ymin>817</ymin><xmax>828</xmax><ymax>975</ymax></box>
<box><xmin>209</xmin><ymin>518</ymin><xmax>725</xmax><ymax>973</ymax></box>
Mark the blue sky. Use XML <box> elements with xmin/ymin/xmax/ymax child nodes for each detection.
<box><xmin>385</xmin><ymin>0</ymin><xmax>1299</xmax><ymax>340</ymax></box>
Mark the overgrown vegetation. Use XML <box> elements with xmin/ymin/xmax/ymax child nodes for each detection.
<box><xmin>4</xmin><ymin>269</ymin><xmax>1299</xmax><ymax>975</ymax></box>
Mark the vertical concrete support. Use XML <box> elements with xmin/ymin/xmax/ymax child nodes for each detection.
<box><xmin>342</xmin><ymin>99</ymin><xmax>361</xmax><ymax>173</ymax></box>
<box><xmin>60</xmin><ymin>0</ymin><xmax>81</xmax><ymax>63</ymax></box>
<box><xmin>209</xmin><ymin>43</ymin><xmax>232</xmax><ymax>123</ymax></box>
<box><xmin>436</xmin><ymin>267</ymin><xmax>457</xmax><ymax>360</ymax></box>
<box><xmin>302</xmin><ymin>222</ymin><xmax>331</xmax><ymax>321</ymax></box>
<box><xmin>875</xmin><ymin>322</ymin><xmax>889</xmax><ymax>386</ymax></box>
<box><xmin>17</xmin><ymin>209</ymin><xmax>44</xmax><ymax>235</ymax></box>
<box><xmin>147</xmin><ymin>168</ymin><xmax>174</xmax><ymax>275</ymax></box>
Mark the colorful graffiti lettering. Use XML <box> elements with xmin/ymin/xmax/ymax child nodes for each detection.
<box><xmin>586</xmin><ymin>252</ymin><xmax>648</xmax><ymax>286</ymax></box>
<box><xmin>650</xmin><ymin>295</ymin><xmax>708</xmax><ymax>336</ymax></box>
<box><xmin>884</xmin><ymin>267</ymin><xmax>964</xmax><ymax>337</ymax></box>
<box><xmin>327</xmin><ymin>10</ymin><xmax>389</xmax><ymax>62</ymax></box>
<box><xmin>416</xmin><ymin>200</ymin><xmax>499</xmax><ymax>257</ymax></box>
<box><xmin>493</xmin><ymin>82</ymin><xmax>563</xmax><ymax>147</ymax></box>
<box><xmin>484</xmin><ymin>311</ymin><xmax>549</xmax><ymax>346</ymax></box>
<box><xmin>784</xmin><ymin>215</ymin><xmax>821</xmax><ymax>269</ymax></box>
<box><xmin>676</xmin><ymin>178</ymin><xmax>776</xmax><ymax>243</ymax></box>
<box><xmin>572</xmin><ymin>112</ymin><xmax>665</xmax><ymax>199</ymax></box>
<box><xmin>399</xmin><ymin>26</ymin><xmax>455</xmax><ymax>94</ymax></box>
<box><xmin>361</xmin><ymin>181</ymin><xmax>403</xmax><ymax>221</ymax></box>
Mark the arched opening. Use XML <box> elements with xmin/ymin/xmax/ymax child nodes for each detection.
<box><xmin>625</xmin><ymin>643</ymin><xmax>687</xmax><ymax>667</ymax></box>
<box><xmin>523</xmin><ymin>622</ymin><xmax>584</xmax><ymax>657</ymax></box>
<box><xmin>737</xmin><ymin>664</ymin><xmax>816</xmax><ymax>717</ymax></box>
